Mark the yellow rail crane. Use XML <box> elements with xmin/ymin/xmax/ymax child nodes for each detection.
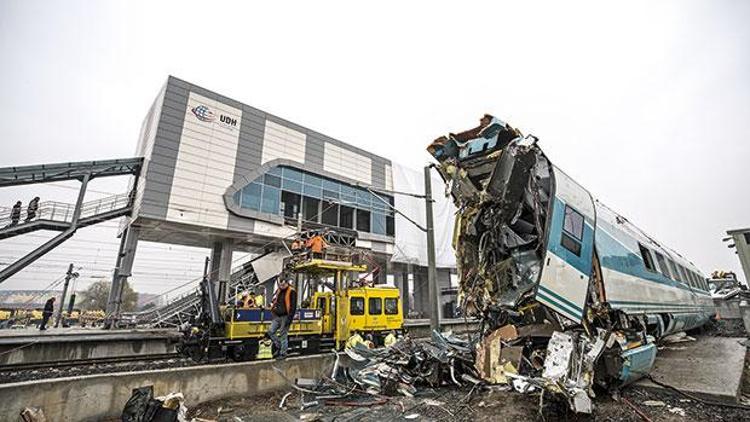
<box><xmin>179</xmin><ymin>255</ymin><xmax>403</xmax><ymax>362</ymax></box>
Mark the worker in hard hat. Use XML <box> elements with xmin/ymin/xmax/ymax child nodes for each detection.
<box><xmin>345</xmin><ymin>330</ymin><xmax>365</xmax><ymax>349</ymax></box>
<box><xmin>306</xmin><ymin>231</ymin><xmax>328</xmax><ymax>259</ymax></box>
<box><xmin>239</xmin><ymin>292</ymin><xmax>254</xmax><ymax>308</ymax></box>
<box><xmin>384</xmin><ymin>330</ymin><xmax>398</xmax><ymax>348</ymax></box>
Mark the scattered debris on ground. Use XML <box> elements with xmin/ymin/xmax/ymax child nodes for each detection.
<box><xmin>701</xmin><ymin>318</ymin><xmax>747</xmax><ymax>338</ymax></box>
<box><xmin>187</xmin><ymin>380</ymin><xmax>750</xmax><ymax>422</ymax></box>
<box><xmin>121</xmin><ymin>385</ymin><xmax>188</xmax><ymax>422</ymax></box>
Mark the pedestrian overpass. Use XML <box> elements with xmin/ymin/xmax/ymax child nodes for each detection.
<box><xmin>0</xmin><ymin>158</ymin><xmax>143</xmax><ymax>283</ymax></box>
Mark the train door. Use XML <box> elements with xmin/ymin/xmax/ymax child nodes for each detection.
<box><xmin>317</xmin><ymin>294</ymin><xmax>334</xmax><ymax>335</ymax></box>
<box><xmin>536</xmin><ymin>167</ymin><xmax>597</xmax><ymax>323</ymax></box>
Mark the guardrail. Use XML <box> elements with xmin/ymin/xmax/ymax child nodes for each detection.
<box><xmin>0</xmin><ymin>194</ymin><xmax>130</xmax><ymax>228</ymax></box>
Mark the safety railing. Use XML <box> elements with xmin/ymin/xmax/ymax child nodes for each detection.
<box><xmin>0</xmin><ymin>194</ymin><xmax>131</xmax><ymax>228</ymax></box>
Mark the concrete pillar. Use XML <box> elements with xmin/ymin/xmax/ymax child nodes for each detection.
<box><xmin>400</xmin><ymin>269</ymin><xmax>410</xmax><ymax>318</ymax></box>
<box><xmin>105</xmin><ymin>226</ymin><xmax>139</xmax><ymax>327</ymax></box>
<box><xmin>209</xmin><ymin>239</ymin><xmax>234</xmax><ymax>304</ymax></box>
<box><xmin>412</xmin><ymin>266</ymin><xmax>429</xmax><ymax>319</ymax></box>
<box><xmin>436</xmin><ymin>268</ymin><xmax>453</xmax><ymax>319</ymax></box>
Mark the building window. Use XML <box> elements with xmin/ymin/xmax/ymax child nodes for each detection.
<box><xmin>281</xmin><ymin>191</ymin><xmax>301</xmax><ymax>219</ymax></box>
<box><xmin>340</xmin><ymin>205</ymin><xmax>354</xmax><ymax>229</ymax></box>
<box><xmin>561</xmin><ymin>205</ymin><xmax>583</xmax><ymax>256</ymax></box>
<box><xmin>234</xmin><ymin>165</ymin><xmax>394</xmax><ymax>235</ymax></box>
<box><xmin>350</xmin><ymin>297</ymin><xmax>364</xmax><ymax>315</ymax></box>
<box><xmin>654</xmin><ymin>251</ymin><xmax>672</xmax><ymax>279</ymax></box>
<box><xmin>303</xmin><ymin>197</ymin><xmax>320</xmax><ymax>223</ymax></box>
<box><xmin>372</xmin><ymin>212</ymin><xmax>387</xmax><ymax>235</ymax></box>
<box><xmin>368</xmin><ymin>297</ymin><xmax>382</xmax><ymax>315</ymax></box>
<box><xmin>261</xmin><ymin>186</ymin><xmax>280</xmax><ymax>214</ymax></box>
<box><xmin>639</xmin><ymin>243</ymin><xmax>656</xmax><ymax>272</ymax></box>
<box><xmin>384</xmin><ymin>298</ymin><xmax>399</xmax><ymax>315</ymax></box>
<box><xmin>356</xmin><ymin>209</ymin><xmax>371</xmax><ymax>232</ymax></box>
<box><xmin>321</xmin><ymin>200</ymin><xmax>339</xmax><ymax>226</ymax></box>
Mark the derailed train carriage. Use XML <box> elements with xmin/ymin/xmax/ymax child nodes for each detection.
<box><xmin>427</xmin><ymin>115</ymin><xmax>713</xmax><ymax>412</ymax></box>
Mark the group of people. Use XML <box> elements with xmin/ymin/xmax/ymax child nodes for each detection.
<box><xmin>345</xmin><ymin>329</ymin><xmax>398</xmax><ymax>349</ymax></box>
<box><xmin>289</xmin><ymin>230</ymin><xmax>329</xmax><ymax>260</ymax></box>
<box><xmin>6</xmin><ymin>196</ymin><xmax>40</xmax><ymax>227</ymax></box>
<box><xmin>235</xmin><ymin>288</ymin><xmax>265</xmax><ymax>309</ymax></box>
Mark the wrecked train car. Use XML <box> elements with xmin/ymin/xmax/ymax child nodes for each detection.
<box><xmin>427</xmin><ymin>115</ymin><xmax>713</xmax><ymax>412</ymax></box>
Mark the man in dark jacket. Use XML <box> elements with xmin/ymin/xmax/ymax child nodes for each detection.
<box><xmin>9</xmin><ymin>201</ymin><xmax>22</xmax><ymax>226</ymax></box>
<box><xmin>40</xmin><ymin>297</ymin><xmax>55</xmax><ymax>331</ymax></box>
<box><xmin>267</xmin><ymin>276</ymin><xmax>297</xmax><ymax>359</ymax></box>
<box><xmin>26</xmin><ymin>196</ymin><xmax>40</xmax><ymax>221</ymax></box>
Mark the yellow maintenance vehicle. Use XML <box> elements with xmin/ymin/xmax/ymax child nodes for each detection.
<box><xmin>179</xmin><ymin>255</ymin><xmax>403</xmax><ymax>362</ymax></box>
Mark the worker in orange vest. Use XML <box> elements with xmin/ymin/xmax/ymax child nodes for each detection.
<box><xmin>307</xmin><ymin>232</ymin><xmax>328</xmax><ymax>259</ymax></box>
<box><xmin>267</xmin><ymin>276</ymin><xmax>297</xmax><ymax>359</ymax></box>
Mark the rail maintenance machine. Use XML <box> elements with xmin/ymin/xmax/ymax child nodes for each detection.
<box><xmin>179</xmin><ymin>253</ymin><xmax>404</xmax><ymax>362</ymax></box>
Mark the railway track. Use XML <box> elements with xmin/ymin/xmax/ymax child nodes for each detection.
<box><xmin>0</xmin><ymin>352</ymin><xmax>182</xmax><ymax>372</ymax></box>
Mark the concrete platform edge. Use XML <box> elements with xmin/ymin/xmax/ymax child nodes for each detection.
<box><xmin>0</xmin><ymin>354</ymin><xmax>335</xmax><ymax>422</ymax></box>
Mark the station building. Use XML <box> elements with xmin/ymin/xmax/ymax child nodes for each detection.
<box><xmin>123</xmin><ymin>76</ymin><xmax>456</xmax><ymax>318</ymax></box>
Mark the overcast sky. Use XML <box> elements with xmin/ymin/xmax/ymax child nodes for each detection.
<box><xmin>0</xmin><ymin>1</ymin><xmax>748</xmax><ymax>296</ymax></box>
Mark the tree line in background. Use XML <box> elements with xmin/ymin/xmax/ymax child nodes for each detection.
<box><xmin>77</xmin><ymin>280</ymin><xmax>139</xmax><ymax>312</ymax></box>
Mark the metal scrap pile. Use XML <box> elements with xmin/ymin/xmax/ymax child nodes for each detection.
<box><xmin>342</xmin><ymin>331</ymin><xmax>481</xmax><ymax>396</ymax></box>
<box><xmin>279</xmin><ymin>331</ymin><xmax>482</xmax><ymax>410</ymax></box>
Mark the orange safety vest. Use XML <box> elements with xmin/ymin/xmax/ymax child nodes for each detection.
<box><xmin>272</xmin><ymin>287</ymin><xmax>295</xmax><ymax>315</ymax></box>
<box><xmin>310</xmin><ymin>236</ymin><xmax>327</xmax><ymax>253</ymax></box>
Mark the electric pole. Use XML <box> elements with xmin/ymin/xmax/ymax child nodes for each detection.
<box><xmin>54</xmin><ymin>263</ymin><xmax>75</xmax><ymax>328</ymax></box>
<box><xmin>424</xmin><ymin>165</ymin><xmax>440</xmax><ymax>332</ymax></box>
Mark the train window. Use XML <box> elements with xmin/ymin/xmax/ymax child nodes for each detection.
<box><xmin>691</xmin><ymin>272</ymin><xmax>699</xmax><ymax>289</ymax></box>
<box><xmin>317</xmin><ymin>297</ymin><xmax>327</xmax><ymax>315</ymax></box>
<box><xmin>563</xmin><ymin>206</ymin><xmax>584</xmax><ymax>240</ymax></box>
<box><xmin>368</xmin><ymin>297</ymin><xmax>383</xmax><ymax>315</ymax></box>
<box><xmin>691</xmin><ymin>272</ymin><xmax>703</xmax><ymax>290</ymax></box>
<box><xmin>677</xmin><ymin>265</ymin><xmax>689</xmax><ymax>285</ymax></box>
<box><xmin>668</xmin><ymin>260</ymin><xmax>680</xmax><ymax>282</ymax></box>
<box><xmin>639</xmin><ymin>243</ymin><xmax>656</xmax><ymax>272</ymax></box>
<box><xmin>350</xmin><ymin>297</ymin><xmax>364</xmax><ymax>315</ymax></box>
<box><xmin>745</xmin><ymin>233</ymin><xmax>750</xmax><ymax>245</ymax></box>
<box><xmin>654</xmin><ymin>251</ymin><xmax>672</xmax><ymax>279</ymax></box>
<box><xmin>561</xmin><ymin>205</ymin><xmax>583</xmax><ymax>256</ymax></box>
<box><xmin>385</xmin><ymin>298</ymin><xmax>399</xmax><ymax>315</ymax></box>
<box><xmin>698</xmin><ymin>275</ymin><xmax>707</xmax><ymax>291</ymax></box>
<box><xmin>685</xmin><ymin>269</ymin><xmax>698</xmax><ymax>287</ymax></box>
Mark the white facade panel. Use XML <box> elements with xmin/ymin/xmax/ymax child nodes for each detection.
<box><xmin>132</xmin><ymin>83</ymin><xmax>167</xmax><ymax>218</ymax></box>
<box><xmin>166</xmin><ymin>92</ymin><xmax>241</xmax><ymax>229</ymax></box>
<box><xmin>384</xmin><ymin>164</ymin><xmax>393</xmax><ymax>191</ymax></box>
<box><xmin>324</xmin><ymin>142</ymin><xmax>372</xmax><ymax>185</ymax></box>
<box><xmin>261</xmin><ymin>120</ymin><xmax>306</xmax><ymax>165</ymax></box>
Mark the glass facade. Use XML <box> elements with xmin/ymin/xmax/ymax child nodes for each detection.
<box><xmin>234</xmin><ymin>165</ymin><xmax>395</xmax><ymax>236</ymax></box>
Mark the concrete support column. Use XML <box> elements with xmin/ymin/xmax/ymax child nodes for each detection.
<box><xmin>436</xmin><ymin>268</ymin><xmax>453</xmax><ymax>319</ymax></box>
<box><xmin>105</xmin><ymin>225</ymin><xmax>139</xmax><ymax>328</ymax></box>
<box><xmin>400</xmin><ymin>268</ymin><xmax>410</xmax><ymax>318</ymax></box>
<box><xmin>209</xmin><ymin>239</ymin><xmax>234</xmax><ymax>304</ymax></box>
<box><xmin>412</xmin><ymin>266</ymin><xmax>429</xmax><ymax>319</ymax></box>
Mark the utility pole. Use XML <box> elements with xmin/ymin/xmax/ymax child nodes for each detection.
<box><xmin>424</xmin><ymin>165</ymin><xmax>440</xmax><ymax>332</ymax></box>
<box><xmin>54</xmin><ymin>263</ymin><xmax>74</xmax><ymax>328</ymax></box>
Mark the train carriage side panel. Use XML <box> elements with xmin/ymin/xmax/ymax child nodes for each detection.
<box><xmin>593</xmin><ymin>203</ymin><xmax>712</xmax><ymax>335</ymax></box>
<box><xmin>537</xmin><ymin>167</ymin><xmax>596</xmax><ymax>323</ymax></box>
